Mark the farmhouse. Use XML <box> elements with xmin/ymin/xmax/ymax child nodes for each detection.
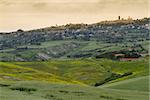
<box><xmin>120</xmin><ymin>58</ymin><xmax>139</xmax><ymax>61</ymax></box>
<box><xmin>113</xmin><ymin>54</ymin><xmax>125</xmax><ymax>59</ymax></box>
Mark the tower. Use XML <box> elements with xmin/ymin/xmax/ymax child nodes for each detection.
<box><xmin>118</xmin><ymin>16</ymin><xmax>121</xmax><ymax>20</ymax></box>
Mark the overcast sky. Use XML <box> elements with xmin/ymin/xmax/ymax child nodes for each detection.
<box><xmin>0</xmin><ymin>0</ymin><xmax>149</xmax><ymax>32</ymax></box>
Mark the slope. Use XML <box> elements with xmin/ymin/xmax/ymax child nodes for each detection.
<box><xmin>0</xmin><ymin>62</ymin><xmax>84</xmax><ymax>85</ymax></box>
<box><xmin>99</xmin><ymin>75</ymin><xmax>149</xmax><ymax>92</ymax></box>
<box><xmin>0</xmin><ymin>80</ymin><xmax>149</xmax><ymax>100</ymax></box>
<box><xmin>7</xmin><ymin>57</ymin><xmax>150</xmax><ymax>86</ymax></box>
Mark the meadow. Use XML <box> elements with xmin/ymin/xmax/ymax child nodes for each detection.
<box><xmin>0</xmin><ymin>57</ymin><xmax>149</xmax><ymax>100</ymax></box>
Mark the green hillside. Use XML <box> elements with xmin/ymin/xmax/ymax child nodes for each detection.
<box><xmin>0</xmin><ymin>17</ymin><xmax>149</xmax><ymax>100</ymax></box>
<box><xmin>0</xmin><ymin>57</ymin><xmax>149</xmax><ymax>86</ymax></box>
<box><xmin>0</xmin><ymin>57</ymin><xmax>149</xmax><ymax>100</ymax></box>
<box><xmin>0</xmin><ymin>80</ymin><xmax>149</xmax><ymax>100</ymax></box>
<box><xmin>0</xmin><ymin>62</ymin><xmax>85</xmax><ymax>85</ymax></box>
<box><xmin>0</xmin><ymin>40</ymin><xmax>149</xmax><ymax>61</ymax></box>
<box><xmin>100</xmin><ymin>76</ymin><xmax>149</xmax><ymax>91</ymax></box>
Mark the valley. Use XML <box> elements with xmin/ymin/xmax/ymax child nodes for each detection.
<box><xmin>0</xmin><ymin>18</ymin><xmax>149</xmax><ymax>100</ymax></box>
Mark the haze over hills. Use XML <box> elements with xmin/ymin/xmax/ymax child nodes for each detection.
<box><xmin>0</xmin><ymin>18</ymin><xmax>149</xmax><ymax>61</ymax></box>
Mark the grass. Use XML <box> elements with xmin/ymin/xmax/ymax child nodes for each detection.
<box><xmin>0</xmin><ymin>57</ymin><xmax>149</xmax><ymax>100</ymax></box>
<box><xmin>0</xmin><ymin>80</ymin><xmax>149</xmax><ymax>100</ymax></box>
<box><xmin>0</xmin><ymin>62</ymin><xmax>85</xmax><ymax>85</ymax></box>
<box><xmin>102</xmin><ymin>76</ymin><xmax>149</xmax><ymax>92</ymax></box>
<box><xmin>27</xmin><ymin>40</ymin><xmax>74</xmax><ymax>48</ymax></box>
<box><xmin>0</xmin><ymin>57</ymin><xmax>149</xmax><ymax>85</ymax></box>
<box><xmin>110</xmin><ymin>58</ymin><xmax>149</xmax><ymax>80</ymax></box>
<box><xmin>11</xmin><ymin>59</ymin><xmax>111</xmax><ymax>85</ymax></box>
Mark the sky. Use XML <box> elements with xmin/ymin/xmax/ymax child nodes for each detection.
<box><xmin>0</xmin><ymin>0</ymin><xmax>149</xmax><ymax>32</ymax></box>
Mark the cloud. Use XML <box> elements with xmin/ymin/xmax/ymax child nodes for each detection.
<box><xmin>0</xmin><ymin>0</ymin><xmax>148</xmax><ymax>32</ymax></box>
<box><xmin>0</xmin><ymin>0</ymin><xmax>148</xmax><ymax>15</ymax></box>
<box><xmin>32</xmin><ymin>2</ymin><xmax>48</xmax><ymax>9</ymax></box>
<box><xmin>0</xmin><ymin>0</ymin><xmax>13</xmax><ymax>5</ymax></box>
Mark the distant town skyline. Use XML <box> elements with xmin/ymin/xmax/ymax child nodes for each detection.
<box><xmin>0</xmin><ymin>0</ymin><xmax>149</xmax><ymax>32</ymax></box>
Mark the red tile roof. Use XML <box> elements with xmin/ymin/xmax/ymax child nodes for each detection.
<box><xmin>120</xmin><ymin>58</ymin><xmax>139</xmax><ymax>61</ymax></box>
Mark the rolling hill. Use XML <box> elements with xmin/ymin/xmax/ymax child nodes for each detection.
<box><xmin>0</xmin><ymin>77</ymin><xmax>149</xmax><ymax>100</ymax></box>
<box><xmin>0</xmin><ymin>18</ymin><xmax>149</xmax><ymax>100</ymax></box>
<box><xmin>0</xmin><ymin>18</ymin><xmax>149</xmax><ymax>61</ymax></box>
<box><xmin>100</xmin><ymin>75</ymin><xmax>149</xmax><ymax>92</ymax></box>
<box><xmin>0</xmin><ymin>57</ymin><xmax>149</xmax><ymax>86</ymax></box>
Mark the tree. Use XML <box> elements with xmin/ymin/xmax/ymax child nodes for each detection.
<box><xmin>17</xmin><ymin>29</ymin><xmax>24</xmax><ymax>32</ymax></box>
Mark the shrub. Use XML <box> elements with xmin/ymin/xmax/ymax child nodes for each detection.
<box><xmin>10</xmin><ymin>87</ymin><xmax>37</xmax><ymax>93</ymax></box>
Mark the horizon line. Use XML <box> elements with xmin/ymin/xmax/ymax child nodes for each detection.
<box><xmin>0</xmin><ymin>17</ymin><xmax>149</xmax><ymax>33</ymax></box>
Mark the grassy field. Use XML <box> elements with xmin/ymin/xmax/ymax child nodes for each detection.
<box><xmin>0</xmin><ymin>57</ymin><xmax>149</xmax><ymax>85</ymax></box>
<box><xmin>0</xmin><ymin>57</ymin><xmax>149</xmax><ymax>100</ymax></box>
<box><xmin>0</xmin><ymin>18</ymin><xmax>149</xmax><ymax>100</ymax></box>
<box><xmin>100</xmin><ymin>76</ymin><xmax>149</xmax><ymax>91</ymax></box>
<box><xmin>0</xmin><ymin>80</ymin><xmax>149</xmax><ymax>100</ymax></box>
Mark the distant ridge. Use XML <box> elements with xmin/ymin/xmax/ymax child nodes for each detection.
<box><xmin>0</xmin><ymin>17</ymin><xmax>149</xmax><ymax>34</ymax></box>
